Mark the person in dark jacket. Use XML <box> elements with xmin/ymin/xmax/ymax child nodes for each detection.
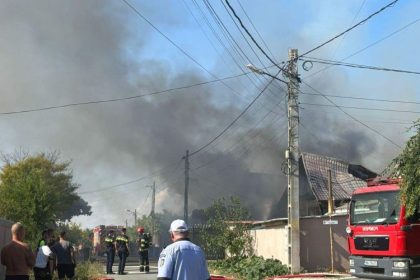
<box><xmin>104</xmin><ymin>230</ymin><xmax>116</xmax><ymax>274</ymax></box>
<box><xmin>115</xmin><ymin>228</ymin><xmax>129</xmax><ymax>275</ymax></box>
<box><xmin>136</xmin><ymin>227</ymin><xmax>152</xmax><ymax>273</ymax></box>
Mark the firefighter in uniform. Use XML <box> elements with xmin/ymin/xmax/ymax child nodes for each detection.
<box><xmin>104</xmin><ymin>229</ymin><xmax>116</xmax><ymax>274</ymax></box>
<box><xmin>137</xmin><ymin>227</ymin><xmax>152</xmax><ymax>273</ymax></box>
<box><xmin>116</xmin><ymin>228</ymin><xmax>129</xmax><ymax>275</ymax></box>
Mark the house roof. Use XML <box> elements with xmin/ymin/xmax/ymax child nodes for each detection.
<box><xmin>301</xmin><ymin>153</ymin><xmax>377</xmax><ymax>202</ymax></box>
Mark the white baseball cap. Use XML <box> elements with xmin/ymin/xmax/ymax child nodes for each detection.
<box><xmin>169</xmin><ymin>219</ymin><xmax>189</xmax><ymax>232</ymax></box>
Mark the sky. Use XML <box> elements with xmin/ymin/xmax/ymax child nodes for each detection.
<box><xmin>0</xmin><ymin>0</ymin><xmax>418</xmax><ymax>228</ymax></box>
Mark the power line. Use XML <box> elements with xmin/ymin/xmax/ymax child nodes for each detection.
<box><xmin>193</xmin><ymin>100</ymin><xmax>287</xmax><ymax>170</ymax></box>
<box><xmin>300</xmin><ymin>0</ymin><xmax>399</xmax><ymax>58</ymax></box>
<box><xmin>303</xmin><ymin>17</ymin><xmax>420</xmax><ymax>79</ymax></box>
<box><xmin>236</xmin><ymin>0</ymin><xmax>277</xmax><ymax>61</ymax></box>
<box><xmin>198</xmin><ymin>0</ymin><xmax>284</xmax><ymax>107</ymax></box>
<box><xmin>300</xmin><ymin>91</ymin><xmax>420</xmax><ymax>105</ymax></box>
<box><xmin>328</xmin><ymin>0</ymin><xmax>367</xmax><ymax>60</ymax></box>
<box><xmin>301</xmin><ymin>56</ymin><xmax>420</xmax><ymax>75</ymax></box>
<box><xmin>121</xmin><ymin>0</ymin><xmax>274</xmax><ymax>109</ymax></box>
<box><xmin>300</xmin><ymin>102</ymin><xmax>420</xmax><ymax>114</ymax></box>
<box><xmin>224</xmin><ymin>0</ymin><xmax>283</xmax><ymax>72</ymax></box>
<box><xmin>190</xmin><ymin>70</ymin><xmax>281</xmax><ymax>157</ymax></box>
<box><xmin>0</xmin><ymin>71</ymin><xmax>253</xmax><ymax>116</ymax></box>
<box><xmin>300</xmin><ymin>80</ymin><xmax>402</xmax><ymax>149</ymax></box>
<box><xmin>78</xmin><ymin>159</ymin><xmax>183</xmax><ymax>195</ymax></box>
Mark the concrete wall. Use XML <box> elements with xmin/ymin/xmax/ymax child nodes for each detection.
<box><xmin>300</xmin><ymin>215</ymin><xmax>349</xmax><ymax>272</ymax></box>
<box><xmin>0</xmin><ymin>219</ymin><xmax>13</xmax><ymax>280</ymax></box>
<box><xmin>250</xmin><ymin>215</ymin><xmax>349</xmax><ymax>273</ymax></box>
<box><xmin>250</xmin><ymin>221</ymin><xmax>288</xmax><ymax>265</ymax></box>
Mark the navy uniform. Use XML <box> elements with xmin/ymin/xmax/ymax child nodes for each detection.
<box><xmin>104</xmin><ymin>230</ymin><xmax>116</xmax><ymax>274</ymax></box>
<box><xmin>116</xmin><ymin>229</ymin><xmax>129</xmax><ymax>275</ymax></box>
<box><xmin>137</xmin><ymin>228</ymin><xmax>152</xmax><ymax>273</ymax></box>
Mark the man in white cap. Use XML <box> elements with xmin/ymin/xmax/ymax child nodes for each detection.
<box><xmin>157</xmin><ymin>219</ymin><xmax>210</xmax><ymax>280</ymax></box>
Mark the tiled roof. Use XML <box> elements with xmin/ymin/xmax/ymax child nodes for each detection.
<box><xmin>301</xmin><ymin>153</ymin><xmax>375</xmax><ymax>202</ymax></box>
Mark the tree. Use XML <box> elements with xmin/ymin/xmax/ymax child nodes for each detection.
<box><xmin>394</xmin><ymin>120</ymin><xmax>420</xmax><ymax>217</ymax></box>
<box><xmin>57</xmin><ymin>222</ymin><xmax>92</xmax><ymax>247</ymax></box>
<box><xmin>201</xmin><ymin>197</ymin><xmax>253</xmax><ymax>258</ymax></box>
<box><xmin>0</xmin><ymin>152</ymin><xmax>91</xmax><ymax>246</ymax></box>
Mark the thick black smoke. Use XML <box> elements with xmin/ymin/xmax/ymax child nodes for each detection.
<box><xmin>0</xmin><ymin>1</ymin><xmax>413</xmax><ymax>226</ymax></box>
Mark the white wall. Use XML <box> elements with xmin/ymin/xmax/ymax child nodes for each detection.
<box><xmin>250</xmin><ymin>225</ymin><xmax>288</xmax><ymax>265</ymax></box>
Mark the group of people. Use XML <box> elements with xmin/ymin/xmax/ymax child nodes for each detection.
<box><xmin>1</xmin><ymin>223</ymin><xmax>76</xmax><ymax>280</ymax></box>
<box><xmin>104</xmin><ymin>219</ymin><xmax>210</xmax><ymax>279</ymax></box>
<box><xmin>104</xmin><ymin>226</ymin><xmax>152</xmax><ymax>275</ymax></box>
<box><xmin>1</xmin><ymin>219</ymin><xmax>210</xmax><ymax>280</ymax></box>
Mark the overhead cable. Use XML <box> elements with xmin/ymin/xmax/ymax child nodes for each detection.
<box><xmin>300</xmin><ymin>80</ymin><xmax>402</xmax><ymax>149</ymax></box>
<box><xmin>121</xmin><ymin>0</ymin><xmax>269</xmax><ymax>106</ymax></box>
<box><xmin>0</xmin><ymin>72</ymin><xmax>249</xmax><ymax>116</ymax></box>
<box><xmin>300</xmin><ymin>0</ymin><xmax>399</xmax><ymax>58</ymax></box>
<box><xmin>300</xmin><ymin>102</ymin><xmax>420</xmax><ymax>114</ymax></box>
<box><xmin>190</xmin><ymin>69</ymin><xmax>282</xmax><ymax>157</ymax></box>
<box><xmin>303</xmin><ymin>17</ymin><xmax>420</xmax><ymax>79</ymax></box>
<box><xmin>224</xmin><ymin>0</ymin><xmax>284</xmax><ymax>72</ymax></box>
<box><xmin>301</xmin><ymin>57</ymin><xmax>420</xmax><ymax>75</ymax></box>
<box><xmin>78</xmin><ymin>159</ymin><xmax>183</xmax><ymax>195</ymax></box>
<box><xmin>300</xmin><ymin>91</ymin><xmax>420</xmax><ymax>105</ymax></box>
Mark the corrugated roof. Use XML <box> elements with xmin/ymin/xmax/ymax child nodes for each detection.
<box><xmin>301</xmin><ymin>153</ymin><xmax>373</xmax><ymax>202</ymax></box>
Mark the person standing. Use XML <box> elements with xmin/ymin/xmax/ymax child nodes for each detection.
<box><xmin>51</xmin><ymin>231</ymin><xmax>76</xmax><ymax>280</ymax></box>
<box><xmin>157</xmin><ymin>219</ymin><xmax>210</xmax><ymax>280</ymax></box>
<box><xmin>0</xmin><ymin>223</ymin><xmax>35</xmax><ymax>280</ymax></box>
<box><xmin>136</xmin><ymin>227</ymin><xmax>152</xmax><ymax>273</ymax></box>
<box><xmin>115</xmin><ymin>228</ymin><xmax>129</xmax><ymax>275</ymax></box>
<box><xmin>104</xmin><ymin>229</ymin><xmax>116</xmax><ymax>274</ymax></box>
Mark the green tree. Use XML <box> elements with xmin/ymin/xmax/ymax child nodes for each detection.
<box><xmin>0</xmin><ymin>152</ymin><xmax>91</xmax><ymax>246</ymax></box>
<box><xmin>201</xmin><ymin>197</ymin><xmax>253</xmax><ymax>258</ymax></box>
<box><xmin>57</xmin><ymin>222</ymin><xmax>92</xmax><ymax>248</ymax></box>
<box><xmin>394</xmin><ymin>120</ymin><xmax>420</xmax><ymax>217</ymax></box>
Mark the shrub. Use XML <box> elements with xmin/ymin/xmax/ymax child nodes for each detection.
<box><xmin>75</xmin><ymin>261</ymin><xmax>104</xmax><ymax>280</ymax></box>
<box><xmin>209</xmin><ymin>256</ymin><xmax>289</xmax><ymax>280</ymax></box>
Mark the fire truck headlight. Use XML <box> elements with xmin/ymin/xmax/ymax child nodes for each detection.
<box><xmin>393</xmin><ymin>261</ymin><xmax>407</xmax><ymax>268</ymax></box>
<box><xmin>345</xmin><ymin>227</ymin><xmax>352</xmax><ymax>235</ymax></box>
<box><xmin>349</xmin><ymin>259</ymin><xmax>354</xmax><ymax>267</ymax></box>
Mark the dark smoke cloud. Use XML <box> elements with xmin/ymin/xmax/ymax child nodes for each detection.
<box><xmin>0</xmin><ymin>0</ymin><xmax>414</xmax><ymax>226</ymax></box>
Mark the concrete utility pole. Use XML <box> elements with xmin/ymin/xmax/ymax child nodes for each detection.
<box><xmin>328</xmin><ymin>169</ymin><xmax>335</xmax><ymax>273</ymax></box>
<box><xmin>287</xmin><ymin>48</ymin><xmax>300</xmax><ymax>273</ymax></box>
<box><xmin>150</xmin><ymin>181</ymin><xmax>156</xmax><ymax>244</ymax></box>
<box><xmin>183</xmin><ymin>150</ymin><xmax>190</xmax><ymax>224</ymax></box>
<box><xmin>150</xmin><ymin>181</ymin><xmax>156</xmax><ymax>216</ymax></box>
<box><xmin>126</xmin><ymin>209</ymin><xmax>137</xmax><ymax>227</ymax></box>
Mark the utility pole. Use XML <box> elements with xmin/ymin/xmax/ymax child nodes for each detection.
<box><xmin>183</xmin><ymin>150</ymin><xmax>190</xmax><ymax>224</ymax></box>
<box><xmin>286</xmin><ymin>48</ymin><xmax>300</xmax><ymax>273</ymax></box>
<box><xmin>134</xmin><ymin>209</ymin><xmax>137</xmax><ymax>227</ymax></box>
<box><xmin>328</xmin><ymin>169</ymin><xmax>335</xmax><ymax>273</ymax></box>
<box><xmin>151</xmin><ymin>181</ymin><xmax>156</xmax><ymax>217</ymax></box>
<box><xmin>150</xmin><ymin>181</ymin><xmax>157</xmax><ymax>246</ymax></box>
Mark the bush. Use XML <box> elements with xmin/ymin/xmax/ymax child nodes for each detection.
<box><xmin>75</xmin><ymin>261</ymin><xmax>104</xmax><ymax>280</ymax></box>
<box><xmin>209</xmin><ymin>256</ymin><xmax>289</xmax><ymax>280</ymax></box>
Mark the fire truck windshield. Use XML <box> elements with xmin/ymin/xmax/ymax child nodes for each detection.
<box><xmin>350</xmin><ymin>191</ymin><xmax>400</xmax><ymax>225</ymax></box>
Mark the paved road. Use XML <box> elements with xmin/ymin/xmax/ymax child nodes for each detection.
<box><xmin>106</xmin><ymin>264</ymin><xmax>157</xmax><ymax>280</ymax></box>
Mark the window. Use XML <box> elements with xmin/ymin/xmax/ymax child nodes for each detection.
<box><xmin>350</xmin><ymin>191</ymin><xmax>400</xmax><ymax>225</ymax></box>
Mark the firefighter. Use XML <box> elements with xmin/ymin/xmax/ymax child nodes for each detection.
<box><xmin>136</xmin><ymin>227</ymin><xmax>152</xmax><ymax>273</ymax></box>
<box><xmin>104</xmin><ymin>229</ymin><xmax>116</xmax><ymax>274</ymax></box>
<box><xmin>116</xmin><ymin>228</ymin><xmax>129</xmax><ymax>275</ymax></box>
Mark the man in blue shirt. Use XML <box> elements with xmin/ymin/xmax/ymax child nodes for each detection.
<box><xmin>157</xmin><ymin>219</ymin><xmax>210</xmax><ymax>280</ymax></box>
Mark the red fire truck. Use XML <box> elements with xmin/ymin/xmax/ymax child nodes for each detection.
<box><xmin>347</xmin><ymin>178</ymin><xmax>420</xmax><ymax>279</ymax></box>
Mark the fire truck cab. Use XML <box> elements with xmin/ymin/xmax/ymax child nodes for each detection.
<box><xmin>347</xmin><ymin>179</ymin><xmax>420</xmax><ymax>279</ymax></box>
